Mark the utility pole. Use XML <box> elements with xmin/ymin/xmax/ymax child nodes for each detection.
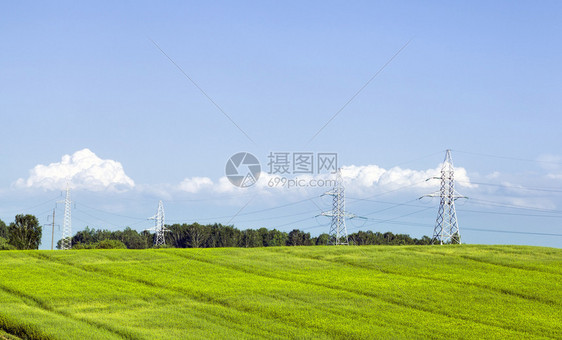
<box><xmin>321</xmin><ymin>169</ymin><xmax>357</xmax><ymax>245</ymax></box>
<box><xmin>58</xmin><ymin>184</ymin><xmax>72</xmax><ymax>250</ymax></box>
<box><xmin>51</xmin><ymin>208</ymin><xmax>55</xmax><ymax>251</ymax></box>
<box><xmin>421</xmin><ymin>150</ymin><xmax>466</xmax><ymax>245</ymax></box>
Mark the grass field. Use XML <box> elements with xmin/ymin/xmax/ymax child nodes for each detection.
<box><xmin>0</xmin><ymin>245</ymin><xmax>560</xmax><ymax>339</ymax></box>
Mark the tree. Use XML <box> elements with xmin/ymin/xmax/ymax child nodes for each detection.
<box><xmin>416</xmin><ymin>235</ymin><xmax>432</xmax><ymax>245</ymax></box>
<box><xmin>167</xmin><ymin>224</ymin><xmax>187</xmax><ymax>248</ymax></box>
<box><xmin>257</xmin><ymin>228</ymin><xmax>269</xmax><ymax>247</ymax></box>
<box><xmin>287</xmin><ymin>229</ymin><xmax>311</xmax><ymax>246</ymax></box>
<box><xmin>0</xmin><ymin>219</ymin><xmax>8</xmax><ymax>239</ymax></box>
<box><xmin>95</xmin><ymin>239</ymin><xmax>127</xmax><ymax>249</ymax></box>
<box><xmin>8</xmin><ymin>214</ymin><xmax>42</xmax><ymax>250</ymax></box>
<box><xmin>240</xmin><ymin>229</ymin><xmax>262</xmax><ymax>248</ymax></box>
<box><xmin>120</xmin><ymin>227</ymin><xmax>147</xmax><ymax>249</ymax></box>
<box><xmin>56</xmin><ymin>237</ymin><xmax>72</xmax><ymax>250</ymax></box>
<box><xmin>140</xmin><ymin>230</ymin><xmax>154</xmax><ymax>247</ymax></box>
<box><xmin>315</xmin><ymin>233</ymin><xmax>330</xmax><ymax>245</ymax></box>
<box><xmin>186</xmin><ymin>223</ymin><xmax>210</xmax><ymax>248</ymax></box>
<box><xmin>72</xmin><ymin>227</ymin><xmax>97</xmax><ymax>245</ymax></box>
<box><xmin>0</xmin><ymin>237</ymin><xmax>16</xmax><ymax>250</ymax></box>
<box><xmin>267</xmin><ymin>229</ymin><xmax>288</xmax><ymax>247</ymax></box>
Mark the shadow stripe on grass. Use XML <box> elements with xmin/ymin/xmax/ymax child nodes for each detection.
<box><xmin>168</xmin><ymin>250</ymin><xmax>539</xmax><ymax>339</ymax></box>
<box><xmin>0</xmin><ymin>282</ymin><xmax>131</xmax><ymax>340</ymax></box>
<box><xmin>279</xmin><ymin>248</ymin><xmax>561</xmax><ymax>306</ymax></box>
<box><xmin>25</xmin><ymin>251</ymin><xmax>312</xmax><ymax>340</ymax></box>
<box><xmin>409</xmin><ymin>247</ymin><xmax>562</xmax><ymax>276</ymax></box>
<box><xmin>0</xmin><ymin>312</ymin><xmax>52</xmax><ymax>340</ymax></box>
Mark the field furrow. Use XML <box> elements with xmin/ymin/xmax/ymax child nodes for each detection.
<box><xmin>0</xmin><ymin>245</ymin><xmax>559</xmax><ymax>339</ymax></box>
<box><xmin>167</xmin><ymin>249</ymin><xmax>553</xmax><ymax>338</ymax></box>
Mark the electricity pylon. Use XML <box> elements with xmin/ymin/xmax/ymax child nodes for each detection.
<box><xmin>321</xmin><ymin>169</ymin><xmax>355</xmax><ymax>245</ymax></box>
<box><xmin>59</xmin><ymin>184</ymin><xmax>72</xmax><ymax>250</ymax></box>
<box><xmin>148</xmin><ymin>201</ymin><xmax>167</xmax><ymax>246</ymax></box>
<box><xmin>422</xmin><ymin>150</ymin><xmax>466</xmax><ymax>245</ymax></box>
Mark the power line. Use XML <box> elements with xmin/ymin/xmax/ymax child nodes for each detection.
<box><xmin>452</xmin><ymin>150</ymin><xmax>562</xmax><ymax>165</ymax></box>
<box><xmin>166</xmin><ymin>196</ymin><xmax>320</xmax><ymax>223</ymax></box>
<box><xmin>150</xmin><ymin>38</ymin><xmax>255</xmax><ymax>145</ymax></box>
<box><xmin>307</xmin><ymin>39</ymin><xmax>412</xmax><ymax>144</ymax></box>
<box><xmin>345</xmin><ymin>217</ymin><xmax>562</xmax><ymax>238</ymax></box>
<box><xmin>0</xmin><ymin>195</ymin><xmax>61</xmax><ymax>216</ymax></box>
<box><xmin>457</xmin><ymin>180</ymin><xmax>562</xmax><ymax>194</ymax></box>
<box><xmin>461</xmin><ymin>209</ymin><xmax>562</xmax><ymax>218</ymax></box>
<box><xmin>466</xmin><ymin>198</ymin><xmax>562</xmax><ymax>215</ymax></box>
<box><xmin>354</xmin><ymin>207</ymin><xmax>434</xmax><ymax>232</ymax></box>
<box><xmin>76</xmin><ymin>203</ymin><xmax>147</xmax><ymax>221</ymax></box>
<box><xmin>346</xmin><ymin>180</ymin><xmax>430</xmax><ymax>202</ymax></box>
<box><xmin>462</xmin><ymin>227</ymin><xmax>562</xmax><ymax>237</ymax></box>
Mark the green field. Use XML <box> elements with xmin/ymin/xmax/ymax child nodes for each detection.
<box><xmin>0</xmin><ymin>245</ymin><xmax>560</xmax><ymax>339</ymax></box>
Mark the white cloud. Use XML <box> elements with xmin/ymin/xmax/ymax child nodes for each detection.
<box><xmin>537</xmin><ymin>154</ymin><xmax>562</xmax><ymax>171</ymax></box>
<box><xmin>486</xmin><ymin>171</ymin><xmax>501</xmax><ymax>179</ymax></box>
<box><xmin>176</xmin><ymin>162</ymin><xmax>475</xmax><ymax>196</ymax></box>
<box><xmin>537</xmin><ymin>154</ymin><xmax>562</xmax><ymax>180</ymax></box>
<box><xmin>340</xmin><ymin>164</ymin><xmax>475</xmax><ymax>195</ymax></box>
<box><xmin>16</xmin><ymin>149</ymin><xmax>135</xmax><ymax>191</ymax></box>
<box><xmin>178</xmin><ymin>177</ymin><xmax>214</xmax><ymax>193</ymax></box>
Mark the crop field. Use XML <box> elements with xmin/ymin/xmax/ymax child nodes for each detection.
<box><xmin>0</xmin><ymin>245</ymin><xmax>560</xmax><ymax>339</ymax></box>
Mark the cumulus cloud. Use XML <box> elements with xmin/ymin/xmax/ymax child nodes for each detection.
<box><xmin>178</xmin><ymin>177</ymin><xmax>214</xmax><ymax>193</ymax></box>
<box><xmin>537</xmin><ymin>154</ymin><xmax>562</xmax><ymax>171</ymax></box>
<box><xmin>176</xmin><ymin>162</ymin><xmax>475</xmax><ymax>196</ymax></box>
<box><xmin>340</xmin><ymin>164</ymin><xmax>475</xmax><ymax>195</ymax></box>
<box><xmin>16</xmin><ymin>149</ymin><xmax>135</xmax><ymax>191</ymax></box>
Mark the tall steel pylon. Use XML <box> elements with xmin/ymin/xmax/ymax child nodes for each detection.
<box><xmin>422</xmin><ymin>150</ymin><xmax>466</xmax><ymax>245</ymax></box>
<box><xmin>148</xmin><ymin>201</ymin><xmax>167</xmax><ymax>246</ymax></box>
<box><xmin>60</xmin><ymin>184</ymin><xmax>72</xmax><ymax>250</ymax></box>
<box><xmin>321</xmin><ymin>169</ymin><xmax>355</xmax><ymax>245</ymax></box>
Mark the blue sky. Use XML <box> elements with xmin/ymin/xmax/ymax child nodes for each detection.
<box><xmin>1</xmin><ymin>1</ymin><xmax>561</xmax><ymax>249</ymax></box>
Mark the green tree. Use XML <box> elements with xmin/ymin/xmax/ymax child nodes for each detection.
<box><xmin>257</xmin><ymin>227</ymin><xmax>269</xmax><ymax>246</ymax></box>
<box><xmin>56</xmin><ymin>237</ymin><xmax>71</xmax><ymax>250</ymax></box>
<box><xmin>267</xmin><ymin>229</ymin><xmax>288</xmax><ymax>247</ymax></box>
<box><xmin>416</xmin><ymin>235</ymin><xmax>432</xmax><ymax>245</ymax></box>
<box><xmin>186</xmin><ymin>223</ymin><xmax>210</xmax><ymax>248</ymax></box>
<box><xmin>0</xmin><ymin>219</ymin><xmax>8</xmax><ymax>239</ymax></box>
<box><xmin>240</xmin><ymin>229</ymin><xmax>262</xmax><ymax>248</ymax></box>
<box><xmin>0</xmin><ymin>237</ymin><xmax>16</xmax><ymax>250</ymax></box>
<box><xmin>315</xmin><ymin>233</ymin><xmax>330</xmax><ymax>245</ymax></box>
<box><xmin>287</xmin><ymin>229</ymin><xmax>311</xmax><ymax>246</ymax></box>
<box><xmin>141</xmin><ymin>230</ymin><xmax>154</xmax><ymax>247</ymax></box>
<box><xmin>120</xmin><ymin>227</ymin><xmax>147</xmax><ymax>249</ymax></box>
<box><xmin>95</xmin><ymin>239</ymin><xmax>127</xmax><ymax>249</ymax></box>
<box><xmin>166</xmin><ymin>224</ymin><xmax>187</xmax><ymax>248</ymax></box>
<box><xmin>72</xmin><ymin>227</ymin><xmax>97</xmax><ymax>245</ymax></box>
<box><xmin>8</xmin><ymin>214</ymin><xmax>42</xmax><ymax>250</ymax></box>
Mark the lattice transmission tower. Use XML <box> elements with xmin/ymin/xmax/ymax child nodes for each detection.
<box><xmin>321</xmin><ymin>169</ymin><xmax>356</xmax><ymax>245</ymax></box>
<box><xmin>59</xmin><ymin>184</ymin><xmax>72</xmax><ymax>250</ymax></box>
<box><xmin>148</xmin><ymin>200</ymin><xmax>167</xmax><ymax>246</ymax></box>
<box><xmin>422</xmin><ymin>150</ymin><xmax>466</xmax><ymax>245</ymax></box>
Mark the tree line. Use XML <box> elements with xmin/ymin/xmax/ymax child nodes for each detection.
<box><xmin>0</xmin><ymin>215</ymin><xmax>42</xmax><ymax>250</ymax></box>
<box><xmin>0</xmin><ymin>214</ymin><xmax>433</xmax><ymax>251</ymax></box>
<box><xmin>61</xmin><ymin>222</ymin><xmax>432</xmax><ymax>249</ymax></box>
